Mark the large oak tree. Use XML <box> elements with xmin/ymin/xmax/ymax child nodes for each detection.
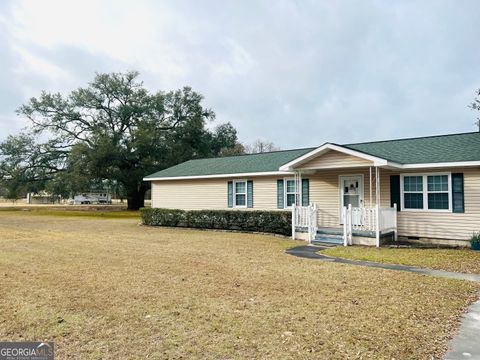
<box><xmin>1</xmin><ymin>71</ymin><xmax>239</xmax><ymax>209</ymax></box>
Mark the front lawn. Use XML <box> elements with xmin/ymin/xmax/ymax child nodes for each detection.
<box><xmin>0</xmin><ymin>212</ymin><xmax>478</xmax><ymax>359</ymax></box>
<box><xmin>322</xmin><ymin>246</ymin><xmax>480</xmax><ymax>274</ymax></box>
<box><xmin>0</xmin><ymin>207</ymin><xmax>140</xmax><ymax>219</ymax></box>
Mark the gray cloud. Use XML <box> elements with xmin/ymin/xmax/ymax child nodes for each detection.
<box><xmin>1</xmin><ymin>0</ymin><xmax>480</xmax><ymax>148</ymax></box>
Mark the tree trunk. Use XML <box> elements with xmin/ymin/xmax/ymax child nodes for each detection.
<box><xmin>126</xmin><ymin>185</ymin><xmax>146</xmax><ymax>210</ymax></box>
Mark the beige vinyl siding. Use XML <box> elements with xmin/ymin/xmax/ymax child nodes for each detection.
<box><xmin>151</xmin><ymin>176</ymin><xmax>279</xmax><ymax>210</ymax></box>
<box><xmin>298</xmin><ymin>150</ymin><xmax>373</xmax><ymax>170</ymax></box>
<box><xmin>151</xmin><ymin>179</ymin><xmax>227</xmax><ymax>210</ymax></box>
<box><xmin>252</xmin><ymin>176</ymin><xmax>280</xmax><ymax>210</ymax></box>
<box><xmin>309</xmin><ymin>168</ymin><xmax>379</xmax><ymax>227</ymax></box>
<box><xmin>383</xmin><ymin>167</ymin><xmax>480</xmax><ymax>241</ymax></box>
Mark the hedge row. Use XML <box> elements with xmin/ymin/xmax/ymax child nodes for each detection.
<box><xmin>140</xmin><ymin>208</ymin><xmax>292</xmax><ymax>236</ymax></box>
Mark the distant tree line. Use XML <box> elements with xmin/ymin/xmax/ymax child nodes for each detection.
<box><xmin>220</xmin><ymin>139</ymin><xmax>280</xmax><ymax>156</ymax></box>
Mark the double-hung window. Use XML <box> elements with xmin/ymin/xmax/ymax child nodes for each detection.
<box><xmin>285</xmin><ymin>178</ymin><xmax>297</xmax><ymax>207</ymax></box>
<box><xmin>403</xmin><ymin>176</ymin><xmax>424</xmax><ymax>209</ymax></box>
<box><xmin>233</xmin><ymin>180</ymin><xmax>246</xmax><ymax>207</ymax></box>
<box><xmin>401</xmin><ymin>173</ymin><xmax>451</xmax><ymax>211</ymax></box>
<box><xmin>427</xmin><ymin>175</ymin><xmax>449</xmax><ymax>210</ymax></box>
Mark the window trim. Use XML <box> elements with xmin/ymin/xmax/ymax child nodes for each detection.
<box><xmin>400</xmin><ymin>172</ymin><xmax>452</xmax><ymax>212</ymax></box>
<box><xmin>284</xmin><ymin>177</ymin><xmax>299</xmax><ymax>208</ymax></box>
<box><xmin>402</xmin><ymin>175</ymin><xmax>424</xmax><ymax>210</ymax></box>
<box><xmin>233</xmin><ymin>179</ymin><xmax>247</xmax><ymax>208</ymax></box>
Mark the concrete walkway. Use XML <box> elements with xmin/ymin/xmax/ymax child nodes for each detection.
<box><xmin>285</xmin><ymin>245</ymin><xmax>480</xmax><ymax>359</ymax></box>
<box><xmin>445</xmin><ymin>297</ymin><xmax>480</xmax><ymax>360</ymax></box>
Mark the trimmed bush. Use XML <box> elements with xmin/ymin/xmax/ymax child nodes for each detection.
<box><xmin>140</xmin><ymin>208</ymin><xmax>292</xmax><ymax>236</ymax></box>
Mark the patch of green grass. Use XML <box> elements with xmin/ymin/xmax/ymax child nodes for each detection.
<box><xmin>322</xmin><ymin>246</ymin><xmax>480</xmax><ymax>274</ymax></box>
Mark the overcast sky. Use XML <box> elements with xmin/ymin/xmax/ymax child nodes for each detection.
<box><xmin>1</xmin><ymin>0</ymin><xmax>480</xmax><ymax>149</ymax></box>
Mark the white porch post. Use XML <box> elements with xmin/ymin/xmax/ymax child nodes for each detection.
<box><xmin>375</xmin><ymin>166</ymin><xmax>380</xmax><ymax>247</ymax></box>
<box><xmin>377</xmin><ymin>168</ymin><xmax>382</xmax><ymax>207</ymax></box>
<box><xmin>369</xmin><ymin>167</ymin><xmax>372</xmax><ymax>207</ymax></box>
<box><xmin>291</xmin><ymin>205</ymin><xmax>296</xmax><ymax>240</ymax></box>
<box><xmin>307</xmin><ymin>204</ymin><xmax>312</xmax><ymax>243</ymax></box>
<box><xmin>311</xmin><ymin>203</ymin><xmax>318</xmax><ymax>242</ymax></box>
<box><xmin>348</xmin><ymin>204</ymin><xmax>353</xmax><ymax>245</ymax></box>
<box><xmin>393</xmin><ymin>203</ymin><xmax>398</xmax><ymax>241</ymax></box>
<box><xmin>293</xmin><ymin>171</ymin><xmax>302</xmax><ymax>206</ymax></box>
<box><xmin>291</xmin><ymin>171</ymin><xmax>298</xmax><ymax>240</ymax></box>
<box><xmin>293</xmin><ymin>172</ymin><xmax>297</xmax><ymax>205</ymax></box>
<box><xmin>368</xmin><ymin>166</ymin><xmax>373</xmax><ymax>207</ymax></box>
<box><xmin>298</xmin><ymin>171</ymin><xmax>302</xmax><ymax>206</ymax></box>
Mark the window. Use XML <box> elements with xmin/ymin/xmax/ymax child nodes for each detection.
<box><xmin>401</xmin><ymin>173</ymin><xmax>451</xmax><ymax>211</ymax></box>
<box><xmin>285</xmin><ymin>179</ymin><xmax>298</xmax><ymax>207</ymax></box>
<box><xmin>427</xmin><ymin>175</ymin><xmax>449</xmax><ymax>210</ymax></box>
<box><xmin>403</xmin><ymin>176</ymin><xmax>423</xmax><ymax>209</ymax></box>
<box><xmin>233</xmin><ymin>180</ymin><xmax>246</xmax><ymax>207</ymax></box>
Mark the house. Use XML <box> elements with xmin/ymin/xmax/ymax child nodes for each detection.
<box><xmin>144</xmin><ymin>132</ymin><xmax>480</xmax><ymax>247</ymax></box>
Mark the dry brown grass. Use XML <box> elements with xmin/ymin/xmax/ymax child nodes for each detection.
<box><xmin>322</xmin><ymin>246</ymin><xmax>480</xmax><ymax>274</ymax></box>
<box><xmin>0</xmin><ymin>212</ymin><xmax>478</xmax><ymax>359</ymax></box>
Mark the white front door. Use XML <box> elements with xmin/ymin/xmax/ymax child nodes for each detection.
<box><xmin>339</xmin><ymin>175</ymin><xmax>364</xmax><ymax>224</ymax></box>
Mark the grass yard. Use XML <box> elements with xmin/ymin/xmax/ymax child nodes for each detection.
<box><xmin>0</xmin><ymin>206</ymin><xmax>139</xmax><ymax>219</ymax></box>
<box><xmin>322</xmin><ymin>246</ymin><xmax>480</xmax><ymax>274</ymax></box>
<box><xmin>0</xmin><ymin>210</ymin><xmax>478</xmax><ymax>359</ymax></box>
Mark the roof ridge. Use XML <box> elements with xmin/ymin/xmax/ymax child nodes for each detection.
<box><xmin>343</xmin><ymin>131</ymin><xmax>479</xmax><ymax>146</ymax></box>
<box><xmin>186</xmin><ymin>146</ymin><xmax>317</xmax><ymax>162</ymax></box>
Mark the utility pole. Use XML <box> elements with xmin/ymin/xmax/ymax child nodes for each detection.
<box><xmin>476</xmin><ymin>119</ymin><xmax>480</xmax><ymax>132</ymax></box>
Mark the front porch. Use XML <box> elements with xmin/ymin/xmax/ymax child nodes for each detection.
<box><xmin>282</xmin><ymin>143</ymin><xmax>399</xmax><ymax>247</ymax></box>
<box><xmin>293</xmin><ymin>203</ymin><xmax>398</xmax><ymax>247</ymax></box>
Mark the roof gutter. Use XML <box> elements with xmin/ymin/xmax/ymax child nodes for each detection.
<box><xmin>395</xmin><ymin>161</ymin><xmax>480</xmax><ymax>169</ymax></box>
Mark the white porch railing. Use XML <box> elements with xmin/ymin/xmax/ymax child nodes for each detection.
<box><xmin>292</xmin><ymin>203</ymin><xmax>397</xmax><ymax>247</ymax></box>
<box><xmin>350</xmin><ymin>206</ymin><xmax>377</xmax><ymax>232</ymax></box>
<box><xmin>379</xmin><ymin>205</ymin><xmax>398</xmax><ymax>234</ymax></box>
<box><xmin>292</xmin><ymin>204</ymin><xmax>318</xmax><ymax>242</ymax></box>
<box><xmin>343</xmin><ymin>204</ymin><xmax>398</xmax><ymax>247</ymax></box>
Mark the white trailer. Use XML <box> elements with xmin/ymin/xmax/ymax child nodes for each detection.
<box><xmin>69</xmin><ymin>192</ymin><xmax>112</xmax><ymax>205</ymax></box>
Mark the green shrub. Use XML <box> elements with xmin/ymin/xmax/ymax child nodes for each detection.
<box><xmin>140</xmin><ymin>208</ymin><xmax>186</xmax><ymax>227</ymax></box>
<box><xmin>140</xmin><ymin>208</ymin><xmax>292</xmax><ymax>236</ymax></box>
<box><xmin>471</xmin><ymin>232</ymin><xmax>480</xmax><ymax>250</ymax></box>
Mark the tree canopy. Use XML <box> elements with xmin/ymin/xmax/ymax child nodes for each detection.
<box><xmin>0</xmin><ymin>71</ymin><xmax>240</xmax><ymax>209</ymax></box>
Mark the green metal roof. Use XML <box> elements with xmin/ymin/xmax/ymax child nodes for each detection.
<box><xmin>144</xmin><ymin>147</ymin><xmax>315</xmax><ymax>179</ymax></box>
<box><xmin>344</xmin><ymin>132</ymin><xmax>480</xmax><ymax>164</ymax></box>
<box><xmin>145</xmin><ymin>132</ymin><xmax>480</xmax><ymax>179</ymax></box>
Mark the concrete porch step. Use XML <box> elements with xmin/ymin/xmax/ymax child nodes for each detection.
<box><xmin>316</xmin><ymin>227</ymin><xmax>344</xmax><ymax>236</ymax></box>
<box><xmin>315</xmin><ymin>231</ymin><xmax>343</xmax><ymax>239</ymax></box>
<box><xmin>317</xmin><ymin>227</ymin><xmax>377</xmax><ymax>238</ymax></box>
<box><xmin>312</xmin><ymin>235</ymin><xmax>344</xmax><ymax>246</ymax></box>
